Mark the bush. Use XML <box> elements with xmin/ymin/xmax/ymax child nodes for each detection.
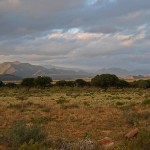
<box><xmin>34</xmin><ymin>76</ymin><xmax>52</xmax><ymax>88</ymax></box>
<box><xmin>142</xmin><ymin>99</ymin><xmax>150</xmax><ymax>105</ymax></box>
<box><xmin>91</xmin><ymin>74</ymin><xmax>119</xmax><ymax>91</ymax></box>
<box><xmin>116</xmin><ymin>79</ymin><xmax>130</xmax><ymax>88</ymax></box>
<box><xmin>65</xmin><ymin>81</ymin><xmax>75</xmax><ymax>87</ymax></box>
<box><xmin>56</xmin><ymin>97</ymin><xmax>69</xmax><ymax>104</ymax></box>
<box><xmin>21</xmin><ymin>78</ymin><xmax>35</xmax><ymax>89</ymax></box>
<box><xmin>5</xmin><ymin>82</ymin><xmax>17</xmax><ymax>88</ymax></box>
<box><xmin>132</xmin><ymin>80</ymin><xmax>149</xmax><ymax>89</ymax></box>
<box><xmin>56</xmin><ymin>80</ymin><xmax>67</xmax><ymax>87</ymax></box>
<box><xmin>75</xmin><ymin>79</ymin><xmax>87</xmax><ymax>87</ymax></box>
<box><xmin>0</xmin><ymin>80</ymin><xmax>4</xmax><ymax>87</ymax></box>
<box><xmin>6</xmin><ymin>121</ymin><xmax>47</xmax><ymax>149</ymax></box>
<box><xmin>19</xmin><ymin>140</ymin><xmax>47</xmax><ymax>150</ymax></box>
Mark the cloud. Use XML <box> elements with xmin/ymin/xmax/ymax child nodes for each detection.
<box><xmin>121</xmin><ymin>40</ymin><xmax>134</xmax><ymax>47</ymax></box>
<box><xmin>0</xmin><ymin>0</ymin><xmax>150</xmax><ymax>70</ymax></box>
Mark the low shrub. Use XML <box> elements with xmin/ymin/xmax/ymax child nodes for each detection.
<box><xmin>5</xmin><ymin>121</ymin><xmax>48</xmax><ymax>149</ymax></box>
<box><xmin>56</xmin><ymin>97</ymin><xmax>69</xmax><ymax>104</ymax></box>
<box><xmin>142</xmin><ymin>99</ymin><xmax>150</xmax><ymax>105</ymax></box>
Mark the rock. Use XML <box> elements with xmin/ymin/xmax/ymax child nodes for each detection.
<box><xmin>99</xmin><ymin>137</ymin><xmax>114</xmax><ymax>148</ymax></box>
<box><xmin>125</xmin><ymin>128</ymin><xmax>139</xmax><ymax>139</ymax></box>
<box><xmin>101</xmin><ymin>130</ymin><xmax>112</xmax><ymax>134</ymax></box>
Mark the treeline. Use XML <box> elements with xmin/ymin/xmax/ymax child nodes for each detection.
<box><xmin>1</xmin><ymin>74</ymin><xmax>150</xmax><ymax>90</ymax></box>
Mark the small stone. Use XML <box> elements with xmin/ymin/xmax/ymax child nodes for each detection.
<box><xmin>101</xmin><ymin>130</ymin><xmax>112</xmax><ymax>134</ymax></box>
<box><xmin>125</xmin><ymin>128</ymin><xmax>139</xmax><ymax>139</ymax></box>
<box><xmin>99</xmin><ymin>137</ymin><xmax>114</xmax><ymax>148</ymax></box>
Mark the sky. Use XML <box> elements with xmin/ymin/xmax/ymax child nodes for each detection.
<box><xmin>0</xmin><ymin>0</ymin><xmax>150</xmax><ymax>71</ymax></box>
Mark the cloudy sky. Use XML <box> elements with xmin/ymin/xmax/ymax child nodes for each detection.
<box><xmin>0</xmin><ymin>0</ymin><xmax>150</xmax><ymax>70</ymax></box>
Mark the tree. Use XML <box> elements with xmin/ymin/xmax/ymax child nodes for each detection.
<box><xmin>56</xmin><ymin>80</ymin><xmax>67</xmax><ymax>87</ymax></box>
<box><xmin>116</xmin><ymin>79</ymin><xmax>130</xmax><ymax>88</ymax></box>
<box><xmin>146</xmin><ymin>79</ymin><xmax>150</xmax><ymax>88</ymax></box>
<box><xmin>75</xmin><ymin>79</ymin><xmax>87</xmax><ymax>87</ymax></box>
<box><xmin>0</xmin><ymin>80</ymin><xmax>4</xmax><ymax>87</ymax></box>
<box><xmin>34</xmin><ymin>76</ymin><xmax>52</xmax><ymax>88</ymax></box>
<box><xmin>133</xmin><ymin>80</ymin><xmax>149</xmax><ymax>89</ymax></box>
<box><xmin>65</xmin><ymin>81</ymin><xmax>75</xmax><ymax>87</ymax></box>
<box><xmin>6</xmin><ymin>83</ymin><xmax>17</xmax><ymax>88</ymax></box>
<box><xmin>21</xmin><ymin>78</ymin><xmax>35</xmax><ymax>89</ymax></box>
<box><xmin>91</xmin><ymin>74</ymin><xmax>119</xmax><ymax>91</ymax></box>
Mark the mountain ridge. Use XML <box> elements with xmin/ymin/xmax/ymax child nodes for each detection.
<box><xmin>0</xmin><ymin>61</ymin><xmax>150</xmax><ymax>80</ymax></box>
<box><xmin>0</xmin><ymin>61</ymin><xmax>91</xmax><ymax>80</ymax></box>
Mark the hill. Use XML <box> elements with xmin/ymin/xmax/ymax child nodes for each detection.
<box><xmin>0</xmin><ymin>61</ymin><xmax>91</xmax><ymax>80</ymax></box>
<box><xmin>97</xmin><ymin>68</ymin><xmax>150</xmax><ymax>77</ymax></box>
<box><xmin>0</xmin><ymin>74</ymin><xmax>22</xmax><ymax>81</ymax></box>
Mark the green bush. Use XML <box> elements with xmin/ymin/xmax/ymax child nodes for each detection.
<box><xmin>0</xmin><ymin>80</ymin><xmax>4</xmax><ymax>87</ymax></box>
<box><xmin>21</xmin><ymin>78</ymin><xmax>35</xmax><ymax>89</ymax></box>
<box><xmin>56</xmin><ymin>97</ymin><xmax>69</xmax><ymax>104</ymax></box>
<box><xmin>91</xmin><ymin>74</ymin><xmax>119</xmax><ymax>91</ymax></box>
<box><xmin>142</xmin><ymin>99</ymin><xmax>150</xmax><ymax>105</ymax></box>
<box><xmin>6</xmin><ymin>82</ymin><xmax>17</xmax><ymax>88</ymax></box>
<box><xmin>56</xmin><ymin>80</ymin><xmax>67</xmax><ymax>87</ymax></box>
<box><xmin>75</xmin><ymin>79</ymin><xmax>87</xmax><ymax>87</ymax></box>
<box><xmin>34</xmin><ymin>76</ymin><xmax>52</xmax><ymax>88</ymax></box>
<box><xmin>6</xmin><ymin>121</ymin><xmax>47</xmax><ymax>149</ymax></box>
<box><xmin>19</xmin><ymin>139</ymin><xmax>47</xmax><ymax>150</ymax></box>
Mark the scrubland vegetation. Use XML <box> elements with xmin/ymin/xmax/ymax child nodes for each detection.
<box><xmin>0</xmin><ymin>74</ymin><xmax>150</xmax><ymax>149</ymax></box>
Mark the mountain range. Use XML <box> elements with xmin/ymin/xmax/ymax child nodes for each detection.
<box><xmin>0</xmin><ymin>61</ymin><xmax>91</xmax><ymax>80</ymax></box>
<box><xmin>0</xmin><ymin>61</ymin><xmax>150</xmax><ymax>81</ymax></box>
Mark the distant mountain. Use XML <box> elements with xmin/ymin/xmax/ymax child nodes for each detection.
<box><xmin>0</xmin><ymin>74</ymin><xmax>22</xmax><ymax>81</ymax></box>
<box><xmin>0</xmin><ymin>61</ymin><xmax>91</xmax><ymax>80</ymax></box>
<box><xmin>133</xmin><ymin>69</ymin><xmax>150</xmax><ymax>75</ymax></box>
<box><xmin>97</xmin><ymin>68</ymin><xmax>132</xmax><ymax>76</ymax></box>
<box><xmin>96</xmin><ymin>68</ymin><xmax>150</xmax><ymax>77</ymax></box>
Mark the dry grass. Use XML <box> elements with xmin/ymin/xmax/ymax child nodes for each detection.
<box><xmin>0</xmin><ymin>87</ymin><xmax>150</xmax><ymax>149</ymax></box>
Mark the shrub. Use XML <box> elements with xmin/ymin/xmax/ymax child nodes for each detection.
<box><xmin>19</xmin><ymin>139</ymin><xmax>47</xmax><ymax>150</ymax></box>
<box><xmin>132</xmin><ymin>80</ymin><xmax>149</xmax><ymax>89</ymax></box>
<box><xmin>56</xmin><ymin>97</ymin><xmax>69</xmax><ymax>104</ymax></box>
<box><xmin>31</xmin><ymin>116</ymin><xmax>54</xmax><ymax>124</ymax></box>
<box><xmin>21</xmin><ymin>78</ymin><xmax>35</xmax><ymax>89</ymax></box>
<box><xmin>142</xmin><ymin>99</ymin><xmax>150</xmax><ymax>105</ymax></box>
<box><xmin>56</xmin><ymin>80</ymin><xmax>67</xmax><ymax>87</ymax></box>
<box><xmin>75</xmin><ymin>79</ymin><xmax>87</xmax><ymax>87</ymax></box>
<box><xmin>6</xmin><ymin>121</ymin><xmax>47</xmax><ymax>149</ymax></box>
<box><xmin>91</xmin><ymin>74</ymin><xmax>119</xmax><ymax>91</ymax></box>
<box><xmin>34</xmin><ymin>76</ymin><xmax>52</xmax><ymax>88</ymax></box>
<box><xmin>0</xmin><ymin>80</ymin><xmax>4</xmax><ymax>87</ymax></box>
<box><xmin>62</xmin><ymin>103</ymin><xmax>79</xmax><ymax>109</ymax></box>
<box><xmin>65</xmin><ymin>81</ymin><xmax>75</xmax><ymax>87</ymax></box>
<box><xmin>116</xmin><ymin>79</ymin><xmax>130</xmax><ymax>88</ymax></box>
<box><xmin>6</xmin><ymin>82</ymin><xmax>17</xmax><ymax>88</ymax></box>
<box><xmin>116</xmin><ymin>102</ymin><xmax>124</xmax><ymax>106</ymax></box>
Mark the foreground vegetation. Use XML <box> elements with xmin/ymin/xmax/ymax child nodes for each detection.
<box><xmin>0</xmin><ymin>84</ymin><xmax>150</xmax><ymax>149</ymax></box>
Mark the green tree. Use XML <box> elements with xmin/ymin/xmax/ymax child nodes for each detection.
<box><xmin>65</xmin><ymin>81</ymin><xmax>75</xmax><ymax>87</ymax></box>
<box><xmin>21</xmin><ymin>78</ymin><xmax>35</xmax><ymax>89</ymax></box>
<box><xmin>133</xmin><ymin>80</ymin><xmax>149</xmax><ymax>89</ymax></box>
<box><xmin>91</xmin><ymin>74</ymin><xmax>119</xmax><ymax>91</ymax></box>
<box><xmin>75</xmin><ymin>79</ymin><xmax>87</xmax><ymax>87</ymax></box>
<box><xmin>116</xmin><ymin>79</ymin><xmax>130</xmax><ymax>88</ymax></box>
<box><xmin>56</xmin><ymin>80</ymin><xmax>67</xmax><ymax>87</ymax></box>
<box><xmin>6</xmin><ymin>83</ymin><xmax>17</xmax><ymax>88</ymax></box>
<box><xmin>34</xmin><ymin>76</ymin><xmax>52</xmax><ymax>88</ymax></box>
<box><xmin>0</xmin><ymin>80</ymin><xmax>4</xmax><ymax>87</ymax></box>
